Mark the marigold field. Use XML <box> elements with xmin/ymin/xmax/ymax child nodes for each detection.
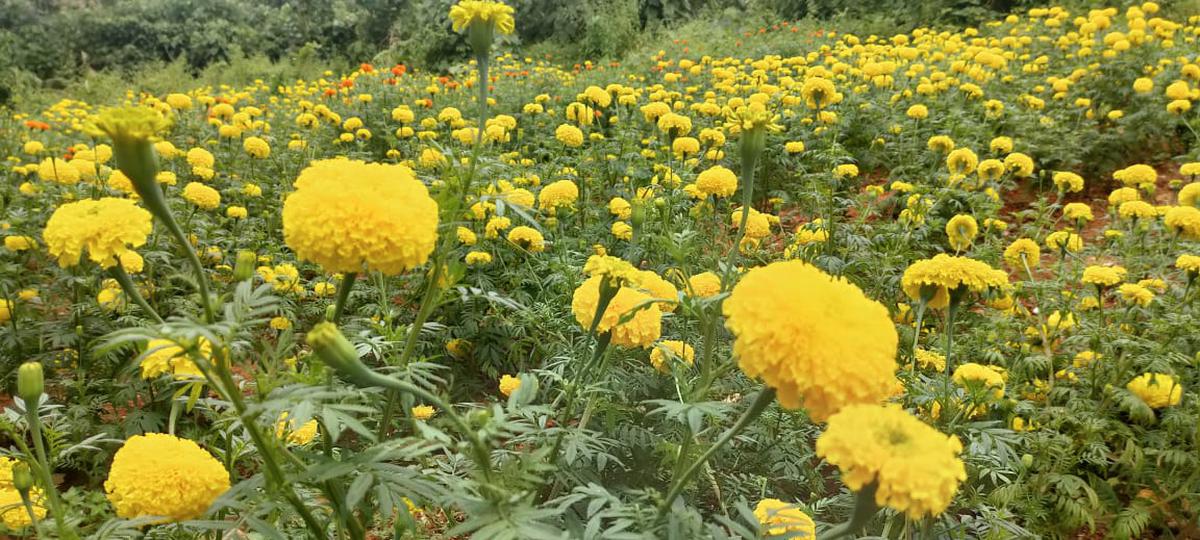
<box><xmin>2</xmin><ymin>2</ymin><xmax>1200</xmax><ymax>539</ymax></box>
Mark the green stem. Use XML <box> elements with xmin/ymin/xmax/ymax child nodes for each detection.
<box><xmin>722</xmin><ymin>147</ymin><xmax>759</xmax><ymax>290</ymax></box>
<box><xmin>656</xmin><ymin>388</ymin><xmax>775</xmax><ymax>519</ymax></box>
<box><xmin>109</xmin><ymin>264</ymin><xmax>164</xmax><ymax>324</ymax></box>
<box><xmin>823</xmin><ymin>483</ymin><xmax>880</xmax><ymax>540</ymax></box>
<box><xmin>24</xmin><ymin>408</ymin><xmax>76</xmax><ymax>540</ymax></box>
<box><xmin>331</xmin><ymin>272</ymin><xmax>358</xmax><ymax>323</ymax></box>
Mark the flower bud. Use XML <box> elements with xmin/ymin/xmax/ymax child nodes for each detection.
<box><xmin>17</xmin><ymin>362</ymin><xmax>44</xmax><ymax>404</ymax></box>
<box><xmin>306</xmin><ymin>322</ymin><xmax>380</xmax><ymax>388</ymax></box>
<box><xmin>11</xmin><ymin>462</ymin><xmax>33</xmax><ymax>493</ymax></box>
<box><xmin>233</xmin><ymin>250</ymin><xmax>257</xmax><ymax>281</ymax></box>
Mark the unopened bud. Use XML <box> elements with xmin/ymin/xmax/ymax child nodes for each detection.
<box><xmin>17</xmin><ymin>362</ymin><xmax>44</xmax><ymax>404</ymax></box>
<box><xmin>11</xmin><ymin>463</ymin><xmax>34</xmax><ymax>493</ymax></box>
<box><xmin>233</xmin><ymin>250</ymin><xmax>257</xmax><ymax>281</ymax></box>
<box><xmin>306</xmin><ymin>323</ymin><xmax>378</xmax><ymax>388</ymax></box>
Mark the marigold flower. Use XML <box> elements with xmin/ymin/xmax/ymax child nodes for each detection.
<box><xmin>1003</xmin><ymin>238</ymin><xmax>1040</xmax><ymax>268</ymax></box>
<box><xmin>1165</xmin><ymin>206</ymin><xmax>1200</xmax><ymax>239</ymax></box>
<box><xmin>182</xmin><ymin>182</ymin><xmax>221</xmax><ymax>210</ymax></box>
<box><xmin>901</xmin><ymin>255</ymin><xmax>1008</xmax><ymax>309</ymax></box>
<box><xmin>572</xmin><ymin>275</ymin><xmax>662</xmax><ymax>348</ymax></box>
<box><xmin>1126</xmin><ymin>373</ymin><xmax>1182</xmax><ymax>409</ymax></box>
<box><xmin>276</xmin><ymin>412</ymin><xmax>318</xmax><ymax>445</ymax></box>
<box><xmin>43</xmin><ymin>198</ymin><xmax>152</xmax><ymax>268</ymax></box>
<box><xmin>449</xmin><ymin>0</ymin><xmax>515</xmax><ymax>35</ymax></box>
<box><xmin>753</xmin><ymin>498</ymin><xmax>815</xmax><ymax>538</ymax></box>
<box><xmin>105</xmin><ymin>433</ymin><xmax>230</xmax><ymax>522</ymax></box>
<box><xmin>555</xmin><ymin>124</ymin><xmax>584</xmax><ymax>147</ymax></box>
<box><xmin>507</xmin><ymin>226</ymin><xmax>545</xmax><ymax>252</ymax></box>
<box><xmin>945</xmin><ymin>214</ymin><xmax>978</xmax><ymax>251</ymax></box>
<box><xmin>649</xmin><ymin>340</ymin><xmax>694</xmax><ymax>373</ymax></box>
<box><xmin>817</xmin><ymin>404</ymin><xmax>966</xmax><ymax>519</ymax></box>
<box><xmin>1081</xmin><ymin>265</ymin><xmax>1126</xmax><ymax>288</ymax></box>
<box><xmin>283</xmin><ymin>159</ymin><xmax>438</xmax><ymax>275</ymax></box>
<box><xmin>952</xmin><ymin>363</ymin><xmax>1005</xmax><ymax>398</ymax></box>
<box><xmin>696</xmin><ymin>165</ymin><xmax>738</xmax><ymax>198</ymax></box>
<box><xmin>499</xmin><ymin>374</ymin><xmax>521</xmax><ymax>397</ymax></box>
<box><xmin>243</xmin><ymin>136</ymin><xmax>270</xmax><ymax>159</ymax></box>
<box><xmin>724</xmin><ymin>260</ymin><xmax>899</xmax><ymax>420</ymax></box>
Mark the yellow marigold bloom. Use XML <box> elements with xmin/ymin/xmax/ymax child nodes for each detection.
<box><xmin>816</xmin><ymin>404</ymin><xmax>966</xmax><ymax>519</ymax></box>
<box><xmin>3</xmin><ymin>235</ymin><xmax>34</xmax><ymax>252</ymax></box>
<box><xmin>538</xmin><ymin>179</ymin><xmax>579</xmax><ymax>210</ymax></box>
<box><xmin>457</xmin><ymin>226</ymin><xmax>478</xmax><ymax>245</ymax></box>
<box><xmin>1179</xmin><ymin>182</ymin><xmax>1200</xmax><ymax>207</ymax></box>
<box><xmin>283</xmin><ymin>159</ymin><xmax>438</xmax><ymax>275</ymax></box>
<box><xmin>650</xmin><ymin>340</ymin><xmax>695</xmax><ymax>373</ymax></box>
<box><xmin>583</xmin><ymin>254</ymin><xmax>638</xmax><ymax>285</ymax></box>
<box><xmin>43</xmin><ymin>198</ymin><xmax>152</xmax><ymax>268</ymax></box>
<box><xmin>1114</xmin><ymin>164</ymin><xmax>1157</xmax><ymax>188</ymax></box>
<box><xmin>1062</xmin><ymin>202</ymin><xmax>1093</xmax><ymax>222</ymax></box>
<box><xmin>989</xmin><ymin>136</ymin><xmax>1013</xmax><ymax>154</ymax></box>
<box><xmin>507</xmin><ymin>226</ymin><xmax>545</xmax><ymax>252</ymax></box>
<box><xmin>1165</xmin><ymin>206</ymin><xmax>1200</xmax><ymax>239</ymax></box>
<box><xmin>411</xmin><ymin>405</ymin><xmax>436</xmax><ymax>420</ymax></box>
<box><xmin>1132</xmin><ymin>77</ymin><xmax>1154</xmax><ymax>93</ymax></box>
<box><xmin>1177</xmin><ymin>254</ymin><xmax>1200</xmax><ymax>274</ymax></box>
<box><xmin>927</xmin><ymin>135</ymin><xmax>955</xmax><ymax>153</ymax></box>
<box><xmin>1108</xmin><ymin>187</ymin><xmax>1140</xmax><ymax>206</ymax></box>
<box><xmin>1053</xmin><ymin>171</ymin><xmax>1084</xmax><ymax>193</ymax></box>
<box><xmin>225</xmin><ymin>206</ymin><xmax>248</xmax><ymax>219</ymax></box>
<box><xmin>608</xmin><ymin>197</ymin><xmax>632</xmax><ymax>219</ymax></box>
<box><xmin>1126</xmin><ymin>373</ymin><xmax>1182</xmax><ymax>409</ymax></box>
<box><xmin>276</xmin><ymin>412</ymin><xmax>318</xmax><ymax>445</ymax></box>
<box><xmin>952</xmin><ymin>363</ymin><xmax>1006</xmax><ymax>398</ymax></box>
<box><xmin>140</xmin><ymin>338</ymin><xmax>208</xmax><ymax>380</ymax></box>
<box><xmin>182</xmin><ymin>182</ymin><xmax>221</xmax><ymax>210</ymax></box>
<box><xmin>611</xmin><ymin>221</ymin><xmax>633</xmax><ymax>240</ymax></box>
<box><xmin>901</xmin><ymin>255</ymin><xmax>1008</xmax><ymax>309</ymax></box>
<box><xmin>555</xmin><ymin>124</ymin><xmax>584</xmax><ymax>147</ymax></box>
<box><xmin>38</xmin><ymin>157</ymin><xmax>80</xmax><ymax>184</ymax></box>
<box><xmin>1118</xmin><ymin>283</ymin><xmax>1154</xmax><ymax>306</ymax></box>
<box><xmin>484</xmin><ymin>216</ymin><xmax>511</xmax><ymax>238</ymax></box>
<box><xmin>724</xmin><ymin>260</ymin><xmax>899</xmax><ymax>421</ymax></box>
<box><xmin>801</xmin><ymin>77</ymin><xmax>839</xmax><ymax>109</ymax></box>
<box><xmin>449</xmin><ymin>0</ymin><xmax>515</xmax><ymax>35</ymax></box>
<box><xmin>696</xmin><ymin>165</ymin><xmax>738</xmax><ymax>198</ymax></box>
<box><xmin>1003</xmin><ymin>152</ymin><xmax>1035</xmax><ymax>177</ymax></box>
<box><xmin>1118</xmin><ymin>200</ymin><xmax>1156</xmax><ymax>220</ymax></box>
<box><xmin>242</xmin><ymin>136</ymin><xmax>270</xmax><ymax>159</ymax></box>
<box><xmin>465</xmin><ymin>251</ymin><xmax>492</xmax><ymax>265</ymax></box>
<box><xmin>946</xmin><ymin>148</ymin><xmax>978</xmax><ymax>177</ymax></box>
<box><xmin>572</xmin><ymin>275</ymin><xmax>662</xmax><ymax>348</ymax></box>
<box><xmin>687</xmin><ymin>271</ymin><xmax>722</xmax><ymax>298</ymax></box>
<box><xmin>22</xmin><ymin>140</ymin><xmax>44</xmax><ymax>154</ymax></box>
<box><xmin>785</xmin><ymin>141</ymin><xmax>806</xmax><ymax>154</ymax></box>
<box><xmin>1003</xmin><ymin>238</ymin><xmax>1040</xmax><ymax>268</ymax></box>
<box><xmin>834</xmin><ymin>163</ymin><xmax>859</xmax><ymax>178</ymax></box>
<box><xmin>906</xmin><ymin>104</ymin><xmax>929</xmax><ymax>119</ymax></box>
<box><xmin>723</xmin><ymin>101</ymin><xmax>782</xmax><ymax>135</ymax></box>
<box><xmin>629</xmin><ymin>269</ymin><xmax>678</xmax><ymax>312</ymax></box>
<box><xmin>1045</xmin><ymin>230</ymin><xmax>1083</xmax><ymax>253</ymax></box>
<box><xmin>945</xmin><ymin>214</ymin><xmax>978</xmax><ymax>252</ymax></box>
<box><xmin>1081</xmin><ymin>265</ymin><xmax>1127</xmax><ymax>288</ymax></box>
<box><xmin>105</xmin><ymin>433</ymin><xmax>229</xmax><ymax>522</ymax></box>
<box><xmin>84</xmin><ymin>106</ymin><xmax>171</xmax><ymax>145</ymax></box>
<box><xmin>753</xmin><ymin>498</ymin><xmax>815</xmax><ymax>538</ymax></box>
<box><xmin>914</xmin><ymin>348</ymin><xmax>947</xmax><ymax>371</ymax></box>
<box><xmin>186</xmin><ymin>147</ymin><xmax>215</xmax><ymax>169</ymax></box>
<box><xmin>0</xmin><ymin>300</ymin><xmax>10</xmax><ymax>325</ymax></box>
<box><xmin>499</xmin><ymin>374</ymin><xmax>521</xmax><ymax>397</ymax></box>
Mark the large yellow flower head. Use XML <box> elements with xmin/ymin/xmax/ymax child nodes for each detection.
<box><xmin>723</xmin><ymin>260</ymin><xmax>900</xmax><ymax>421</ymax></box>
<box><xmin>43</xmin><ymin>198</ymin><xmax>152</xmax><ymax>268</ymax></box>
<box><xmin>1113</xmin><ymin>163</ymin><xmax>1157</xmax><ymax>188</ymax></box>
<box><xmin>952</xmin><ymin>363</ymin><xmax>1006</xmax><ymax>398</ymax></box>
<box><xmin>945</xmin><ymin>214</ymin><xmax>978</xmax><ymax>251</ymax></box>
<box><xmin>38</xmin><ymin>158</ymin><xmax>81</xmax><ymax>184</ymax></box>
<box><xmin>901</xmin><ymin>254</ymin><xmax>1009</xmax><ymax>309</ymax></box>
<box><xmin>1126</xmin><ymin>373</ymin><xmax>1182</xmax><ymax>409</ymax></box>
<box><xmin>571</xmin><ymin>275</ymin><xmax>662</xmax><ymax>349</ymax></box>
<box><xmin>753</xmin><ymin>498</ymin><xmax>815</xmax><ymax>538</ymax></box>
<box><xmin>84</xmin><ymin>106</ymin><xmax>172</xmax><ymax>145</ymax></box>
<box><xmin>1081</xmin><ymin>265</ymin><xmax>1126</xmax><ymax>288</ymax></box>
<box><xmin>696</xmin><ymin>165</ymin><xmax>738</xmax><ymax>198</ymax></box>
<box><xmin>816</xmin><ymin>404</ymin><xmax>966</xmax><ymax>519</ymax></box>
<box><xmin>283</xmin><ymin>159</ymin><xmax>438</xmax><ymax>275</ymax></box>
<box><xmin>538</xmin><ymin>179</ymin><xmax>579</xmax><ymax>210</ymax></box>
<box><xmin>449</xmin><ymin>0</ymin><xmax>515</xmax><ymax>35</ymax></box>
<box><xmin>1176</xmin><ymin>254</ymin><xmax>1200</xmax><ymax>274</ymax></box>
<box><xmin>140</xmin><ymin>338</ymin><xmax>209</xmax><ymax>380</ymax></box>
<box><xmin>1165</xmin><ymin>206</ymin><xmax>1200</xmax><ymax>239</ymax></box>
<box><xmin>1003</xmin><ymin>238</ymin><xmax>1040</xmax><ymax>268</ymax></box>
<box><xmin>104</xmin><ymin>433</ymin><xmax>230</xmax><ymax>522</ymax></box>
<box><xmin>182</xmin><ymin>182</ymin><xmax>221</xmax><ymax>210</ymax></box>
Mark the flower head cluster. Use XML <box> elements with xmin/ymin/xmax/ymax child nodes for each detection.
<box><xmin>1003</xmin><ymin>238</ymin><xmax>1040</xmax><ymax>268</ymax></box>
<box><xmin>1126</xmin><ymin>373</ymin><xmax>1182</xmax><ymax>409</ymax></box>
<box><xmin>952</xmin><ymin>363</ymin><xmax>1005</xmax><ymax>398</ymax></box>
<box><xmin>538</xmin><ymin>179</ymin><xmax>579</xmax><ymax>210</ymax></box>
<box><xmin>695</xmin><ymin>165</ymin><xmax>738</xmax><ymax>198</ymax></box>
<box><xmin>945</xmin><ymin>214</ymin><xmax>978</xmax><ymax>251</ymax></box>
<box><xmin>449</xmin><ymin>0</ymin><xmax>515</xmax><ymax>35</ymax></box>
<box><xmin>723</xmin><ymin>101</ymin><xmax>782</xmax><ymax>135</ymax></box>
<box><xmin>1081</xmin><ymin>265</ymin><xmax>1126</xmax><ymax>288</ymax></box>
<box><xmin>183</xmin><ymin>182</ymin><xmax>221</xmax><ymax>210</ymax></box>
<box><xmin>105</xmin><ymin>433</ymin><xmax>230</xmax><ymax>522</ymax></box>
<box><xmin>753</xmin><ymin>498</ymin><xmax>815</xmax><ymax>538</ymax></box>
<box><xmin>507</xmin><ymin>226</ymin><xmax>545</xmax><ymax>252</ymax></box>
<box><xmin>816</xmin><ymin>404</ymin><xmax>966</xmax><ymax>519</ymax></box>
<box><xmin>649</xmin><ymin>340</ymin><xmax>694</xmax><ymax>373</ymax></box>
<box><xmin>283</xmin><ymin>159</ymin><xmax>438</xmax><ymax>275</ymax></box>
<box><xmin>723</xmin><ymin>260</ymin><xmax>899</xmax><ymax>421</ymax></box>
<box><xmin>43</xmin><ymin>198</ymin><xmax>152</xmax><ymax>268</ymax></box>
<box><xmin>572</xmin><ymin>275</ymin><xmax>662</xmax><ymax>349</ymax></box>
<box><xmin>901</xmin><ymin>255</ymin><xmax>1008</xmax><ymax>309</ymax></box>
<box><xmin>83</xmin><ymin>106</ymin><xmax>170</xmax><ymax>146</ymax></box>
<box><xmin>1165</xmin><ymin>206</ymin><xmax>1200</xmax><ymax>239</ymax></box>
